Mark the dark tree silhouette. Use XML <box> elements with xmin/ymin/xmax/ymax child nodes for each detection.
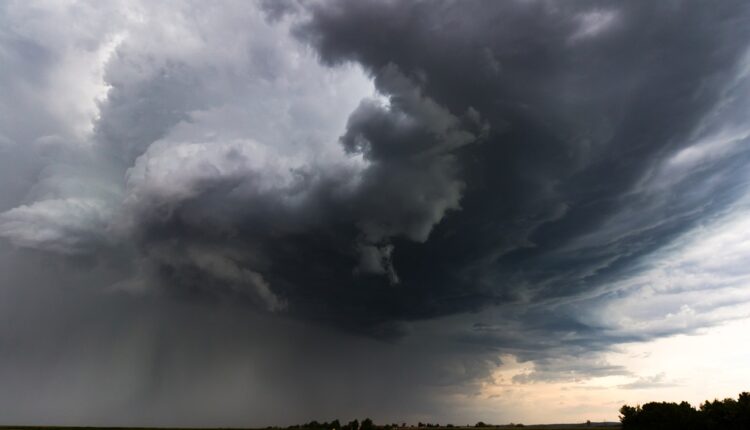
<box><xmin>361</xmin><ymin>418</ymin><xmax>374</xmax><ymax>430</ymax></box>
<box><xmin>620</xmin><ymin>391</ymin><xmax>750</xmax><ymax>429</ymax></box>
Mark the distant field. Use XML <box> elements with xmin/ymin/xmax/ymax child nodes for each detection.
<box><xmin>0</xmin><ymin>425</ymin><xmax>621</xmax><ymax>430</ymax></box>
<box><xmin>395</xmin><ymin>425</ymin><xmax>619</xmax><ymax>430</ymax></box>
<box><xmin>417</xmin><ymin>426</ymin><xmax>619</xmax><ymax>430</ymax></box>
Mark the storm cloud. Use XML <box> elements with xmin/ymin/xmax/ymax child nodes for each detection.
<box><xmin>1</xmin><ymin>0</ymin><xmax>750</xmax><ymax>425</ymax></box>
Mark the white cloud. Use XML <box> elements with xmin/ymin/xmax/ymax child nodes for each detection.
<box><xmin>0</xmin><ymin>0</ymin><xmax>374</xmax><ymax>258</ymax></box>
<box><xmin>580</xmin><ymin>204</ymin><xmax>750</xmax><ymax>339</ymax></box>
<box><xmin>570</xmin><ymin>9</ymin><xmax>618</xmax><ymax>42</ymax></box>
<box><xmin>0</xmin><ymin>198</ymin><xmax>113</xmax><ymax>254</ymax></box>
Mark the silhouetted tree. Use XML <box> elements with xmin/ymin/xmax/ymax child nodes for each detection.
<box><xmin>620</xmin><ymin>391</ymin><xmax>750</xmax><ymax>429</ymax></box>
<box><xmin>360</xmin><ymin>418</ymin><xmax>374</xmax><ymax>430</ymax></box>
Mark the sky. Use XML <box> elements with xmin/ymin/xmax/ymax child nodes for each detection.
<box><xmin>1</xmin><ymin>0</ymin><xmax>750</xmax><ymax>426</ymax></box>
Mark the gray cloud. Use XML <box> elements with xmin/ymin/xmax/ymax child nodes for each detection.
<box><xmin>289</xmin><ymin>0</ymin><xmax>750</xmax><ymax>332</ymax></box>
<box><xmin>511</xmin><ymin>357</ymin><xmax>630</xmax><ymax>385</ymax></box>
<box><xmin>1</xmin><ymin>0</ymin><xmax>750</xmax><ymax>425</ymax></box>
<box><xmin>617</xmin><ymin>373</ymin><xmax>680</xmax><ymax>390</ymax></box>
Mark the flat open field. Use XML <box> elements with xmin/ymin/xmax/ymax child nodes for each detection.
<box><xmin>417</xmin><ymin>426</ymin><xmax>619</xmax><ymax>430</ymax></box>
<box><xmin>0</xmin><ymin>425</ymin><xmax>620</xmax><ymax>430</ymax></box>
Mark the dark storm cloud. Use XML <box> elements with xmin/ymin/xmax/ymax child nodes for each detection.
<box><xmin>2</xmin><ymin>1</ymin><xmax>750</xmax><ymax>424</ymax></box>
<box><xmin>287</xmin><ymin>0</ymin><xmax>750</xmax><ymax>330</ymax></box>
<box><xmin>4</xmin><ymin>0</ymin><xmax>750</xmax><ymax>339</ymax></box>
<box><xmin>114</xmin><ymin>56</ymin><xmax>487</xmax><ymax>331</ymax></box>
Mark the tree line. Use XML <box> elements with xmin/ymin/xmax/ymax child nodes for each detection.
<box><xmin>620</xmin><ymin>391</ymin><xmax>750</xmax><ymax>429</ymax></box>
<box><xmin>282</xmin><ymin>419</ymin><xmax>527</xmax><ymax>429</ymax></box>
<box><xmin>287</xmin><ymin>418</ymin><xmax>377</xmax><ymax>430</ymax></box>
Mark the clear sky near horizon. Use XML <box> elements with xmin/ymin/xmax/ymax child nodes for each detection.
<box><xmin>1</xmin><ymin>0</ymin><xmax>750</xmax><ymax>426</ymax></box>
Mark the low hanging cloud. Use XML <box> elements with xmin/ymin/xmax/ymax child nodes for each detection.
<box><xmin>0</xmin><ymin>198</ymin><xmax>113</xmax><ymax>255</ymax></box>
<box><xmin>617</xmin><ymin>373</ymin><xmax>680</xmax><ymax>390</ymax></box>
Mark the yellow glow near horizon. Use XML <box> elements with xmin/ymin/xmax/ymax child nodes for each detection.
<box><xmin>469</xmin><ymin>316</ymin><xmax>750</xmax><ymax>424</ymax></box>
